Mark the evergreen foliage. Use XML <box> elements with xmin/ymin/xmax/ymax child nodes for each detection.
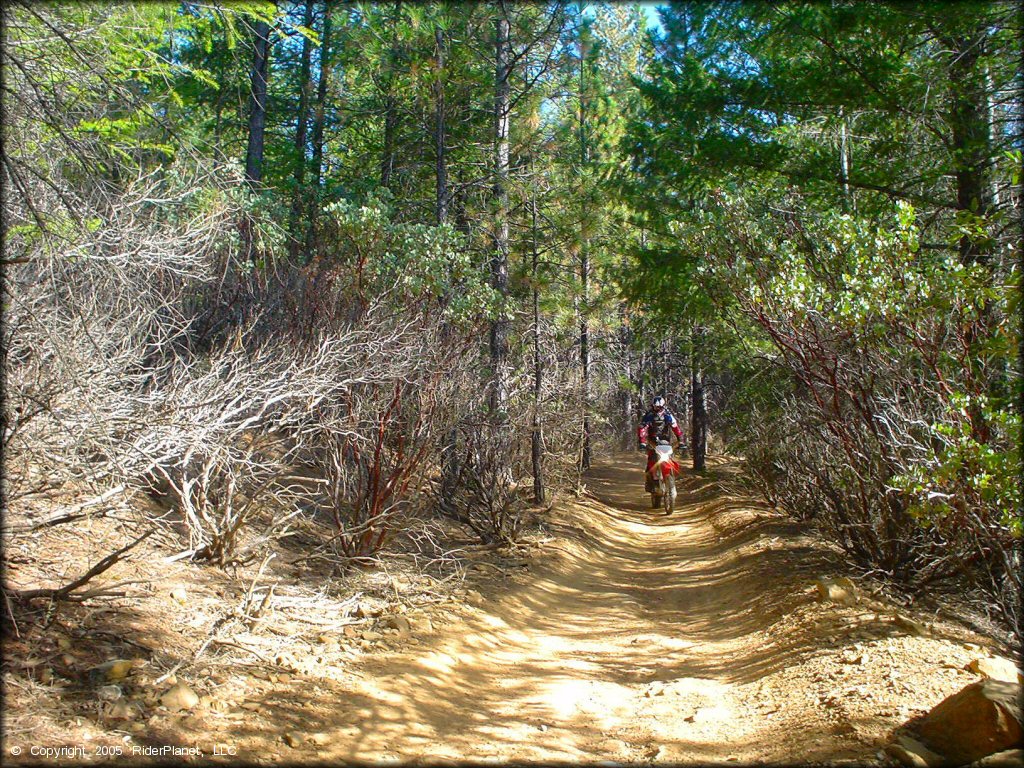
<box><xmin>3</xmin><ymin>0</ymin><xmax>1020</xmax><ymax>636</ymax></box>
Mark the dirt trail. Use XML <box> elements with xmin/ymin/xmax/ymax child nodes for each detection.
<box><xmin>7</xmin><ymin>454</ymin><xmax>995</xmax><ymax>764</ymax></box>
<box><xmin>265</xmin><ymin>454</ymin><xmax>986</xmax><ymax>764</ymax></box>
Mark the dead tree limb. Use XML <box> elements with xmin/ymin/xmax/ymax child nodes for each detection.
<box><xmin>3</xmin><ymin>485</ymin><xmax>127</xmax><ymax>534</ymax></box>
<box><xmin>10</xmin><ymin>530</ymin><xmax>153</xmax><ymax>603</ymax></box>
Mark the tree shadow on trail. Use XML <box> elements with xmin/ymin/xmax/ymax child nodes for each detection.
<box><xmin>203</xmin><ymin>453</ymin><xmax>906</xmax><ymax>762</ymax></box>
<box><xmin>116</xmin><ymin>453</ymin><xmax>919</xmax><ymax>763</ymax></box>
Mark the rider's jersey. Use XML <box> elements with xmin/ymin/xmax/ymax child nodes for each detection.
<box><xmin>638</xmin><ymin>408</ymin><xmax>683</xmax><ymax>445</ymax></box>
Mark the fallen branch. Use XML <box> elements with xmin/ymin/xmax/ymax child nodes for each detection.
<box><xmin>251</xmin><ymin>584</ymin><xmax>275</xmax><ymax>622</ymax></box>
<box><xmin>242</xmin><ymin>552</ymin><xmax>275</xmax><ymax>615</ymax></box>
<box><xmin>2</xmin><ymin>587</ymin><xmax>20</xmax><ymax>638</ymax></box>
<box><xmin>164</xmin><ymin>548</ymin><xmax>200</xmax><ymax>564</ymax></box>
<box><xmin>242</xmin><ymin>552</ymin><xmax>276</xmax><ymax>631</ymax></box>
<box><xmin>11</xmin><ymin>530</ymin><xmax>153</xmax><ymax>603</ymax></box>
<box><xmin>193</xmin><ymin>612</ymin><xmax>237</xmax><ymax>662</ymax></box>
<box><xmin>3</xmin><ymin>485</ymin><xmax>128</xmax><ymax>534</ymax></box>
<box><xmin>209</xmin><ymin>638</ymin><xmax>272</xmax><ymax>663</ymax></box>
<box><xmin>59</xmin><ymin>579</ymin><xmax>149</xmax><ymax>602</ymax></box>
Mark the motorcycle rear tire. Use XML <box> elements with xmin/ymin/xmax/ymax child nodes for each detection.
<box><xmin>651</xmin><ymin>493</ymin><xmax>660</xmax><ymax>509</ymax></box>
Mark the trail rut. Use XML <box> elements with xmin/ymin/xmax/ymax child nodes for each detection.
<box><xmin>274</xmin><ymin>454</ymin><xmax>984</xmax><ymax>764</ymax></box>
<box><xmin>9</xmin><ymin>454</ymin><xmax>992</xmax><ymax>765</ymax></box>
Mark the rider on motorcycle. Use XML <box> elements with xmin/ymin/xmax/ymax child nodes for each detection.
<box><xmin>637</xmin><ymin>395</ymin><xmax>684</xmax><ymax>492</ymax></box>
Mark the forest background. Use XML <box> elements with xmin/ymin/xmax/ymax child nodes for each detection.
<box><xmin>2</xmin><ymin>1</ymin><xmax>1021</xmax><ymax>640</ymax></box>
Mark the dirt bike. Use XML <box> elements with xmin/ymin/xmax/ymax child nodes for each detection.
<box><xmin>647</xmin><ymin>440</ymin><xmax>680</xmax><ymax>515</ymax></box>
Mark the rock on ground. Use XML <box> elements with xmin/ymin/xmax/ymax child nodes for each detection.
<box><xmin>815</xmin><ymin>576</ymin><xmax>858</xmax><ymax>605</ymax></box>
<box><xmin>910</xmin><ymin>679</ymin><xmax>1022</xmax><ymax>765</ymax></box>
<box><xmin>967</xmin><ymin>657</ymin><xmax>1022</xmax><ymax>685</ymax></box>
<box><xmin>161</xmin><ymin>682</ymin><xmax>200</xmax><ymax>712</ymax></box>
<box><xmin>969</xmin><ymin>750</ymin><xmax>1024</xmax><ymax>768</ymax></box>
<box><xmin>885</xmin><ymin>735</ymin><xmax>944</xmax><ymax>767</ymax></box>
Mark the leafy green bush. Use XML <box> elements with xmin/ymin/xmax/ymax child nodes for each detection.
<box><xmin>680</xmin><ymin>192</ymin><xmax>1021</xmax><ymax>628</ymax></box>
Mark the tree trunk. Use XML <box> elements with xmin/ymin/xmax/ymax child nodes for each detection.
<box><xmin>578</xmin><ymin>25</ymin><xmax>591</xmax><ymax>471</ymax></box>
<box><xmin>489</xmin><ymin>8</ymin><xmax>510</xmax><ymax>415</ymax></box>
<box><xmin>380</xmin><ymin>3</ymin><xmax>401</xmax><ymax>192</ymax></box>
<box><xmin>661</xmin><ymin>338</ymin><xmax>671</xmax><ymax>400</ymax></box>
<box><xmin>619</xmin><ymin>305</ymin><xmax>634</xmax><ymax>450</ymax></box>
<box><xmin>435</xmin><ymin>21</ymin><xmax>460</xmax><ymax>515</ymax></box>
<box><xmin>691</xmin><ymin>326</ymin><xmax>707</xmax><ymax>471</ymax></box>
<box><xmin>306</xmin><ymin>4</ymin><xmax>332</xmax><ymax>254</ymax></box>
<box><xmin>839</xmin><ymin>107</ymin><xmax>852</xmax><ymax>213</ymax></box>
<box><xmin>434</xmin><ymin>24</ymin><xmax>449</xmax><ymax>225</ymax></box>
<box><xmin>945</xmin><ymin>27</ymin><xmax>993</xmax><ymax>444</ymax></box>
<box><xmin>244</xmin><ymin>19</ymin><xmax>271</xmax><ymax>187</ymax></box>
<box><xmin>946</xmin><ymin>31</ymin><xmax>992</xmax><ymax>266</ymax></box>
<box><xmin>531</xmin><ymin>168</ymin><xmax>545</xmax><ymax>505</ymax></box>
<box><xmin>381</xmin><ymin>93</ymin><xmax>397</xmax><ymax>190</ymax></box>
<box><xmin>580</xmin><ymin>262</ymin><xmax>591</xmax><ymax>471</ymax></box>
<box><xmin>984</xmin><ymin>63</ymin><xmax>1002</xmax><ymax>212</ymax></box>
<box><xmin>289</xmin><ymin>0</ymin><xmax>315</xmax><ymax>261</ymax></box>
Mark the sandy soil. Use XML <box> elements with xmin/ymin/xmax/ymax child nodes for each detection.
<box><xmin>3</xmin><ymin>454</ymin><xmax>1005</xmax><ymax>764</ymax></box>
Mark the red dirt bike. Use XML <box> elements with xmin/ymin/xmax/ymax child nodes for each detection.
<box><xmin>647</xmin><ymin>440</ymin><xmax>681</xmax><ymax>514</ymax></box>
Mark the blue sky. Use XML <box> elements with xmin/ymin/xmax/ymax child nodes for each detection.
<box><xmin>640</xmin><ymin>2</ymin><xmax>665</xmax><ymax>31</ymax></box>
<box><xmin>580</xmin><ymin>2</ymin><xmax>665</xmax><ymax>31</ymax></box>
